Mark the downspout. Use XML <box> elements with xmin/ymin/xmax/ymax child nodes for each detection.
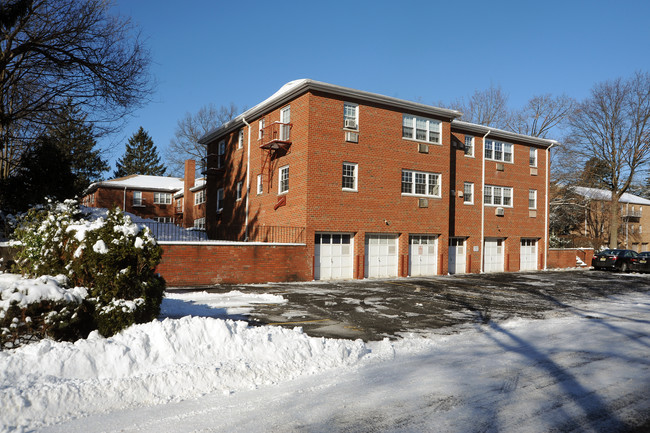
<box><xmin>242</xmin><ymin>117</ymin><xmax>251</xmax><ymax>241</ymax></box>
<box><xmin>480</xmin><ymin>130</ymin><xmax>490</xmax><ymax>273</ymax></box>
<box><xmin>123</xmin><ymin>186</ymin><xmax>127</xmax><ymax>211</ymax></box>
<box><xmin>545</xmin><ymin>142</ymin><xmax>558</xmax><ymax>270</ymax></box>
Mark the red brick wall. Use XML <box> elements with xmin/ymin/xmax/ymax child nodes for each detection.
<box><xmin>157</xmin><ymin>242</ymin><xmax>311</xmax><ymax>286</ymax></box>
<box><xmin>548</xmin><ymin>248</ymin><xmax>594</xmax><ymax>269</ymax></box>
<box><xmin>86</xmin><ymin>187</ymin><xmax>177</xmax><ymax>220</ymax></box>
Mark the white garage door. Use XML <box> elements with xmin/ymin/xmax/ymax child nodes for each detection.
<box><xmin>484</xmin><ymin>238</ymin><xmax>505</xmax><ymax>273</ymax></box>
<box><xmin>520</xmin><ymin>238</ymin><xmax>538</xmax><ymax>271</ymax></box>
<box><xmin>409</xmin><ymin>235</ymin><xmax>438</xmax><ymax>277</ymax></box>
<box><xmin>448</xmin><ymin>237</ymin><xmax>467</xmax><ymax>275</ymax></box>
<box><xmin>314</xmin><ymin>233</ymin><xmax>354</xmax><ymax>280</ymax></box>
<box><xmin>365</xmin><ymin>234</ymin><xmax>398</xmax><ymax>278</ymax></box>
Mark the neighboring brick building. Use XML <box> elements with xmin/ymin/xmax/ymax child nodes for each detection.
<box><xmin>82</xmin><ymin>160</ymin><xmax>207</xmax><ymax>229</ymax></box>
<box><xmin>199</xmin><ymin>79</ymin><xmax>558</xmax><ymax>279</ymax></box>
<box><xmin>570</xmin><ymin>186</ymin><xmax>650</xmax><ymax>251</ymax></box>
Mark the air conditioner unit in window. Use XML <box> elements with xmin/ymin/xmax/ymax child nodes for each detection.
<box><xmin>419</xmin><ymin>198</ymin><xmax>429</xmax><ymax>208</ymax></box>
<box><xmin>418</xmin><ymin>143</ymin><xmax>429</xmax><ymax>154</ymax></box>
<box><xmin>496</xmin><ymin>163</ymin><xmax>505</xmax><ymax>171</ymax></box>
<box><xmin>344</xmin><ymin>119</ymin><xmax>357</xmax><ymax>129</ymax></box>
<box><xmin>495</xmin><ymin>207</ymin><xmax>505</xmax><ymax>216</ymax></box>
<box><xmin>345</xmin><ymin>131</ymin><xmax>359</xmax><ymax>143</ymax></box>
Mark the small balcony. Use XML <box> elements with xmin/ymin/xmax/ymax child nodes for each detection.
<box><xmin>260</xmin><ymin>122</ymin><xmax>292</xmax><ymax>149</ymax></box>
<box><xmin>623</xmin><ymin>209</ymin><xmax>642</xmax><ymax>221</ymax></box>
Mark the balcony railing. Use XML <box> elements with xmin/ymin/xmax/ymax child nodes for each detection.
<box><xmin>138</xmin><ymin>222</ymin><xmax>305</xmax><ymax>244</ymax></box>
<box><xmin>260</xmin><ymin>122</ymin><xmax>292</xmax><ymax>149</ymax></box>
<box><xmin>623</xmin><ymin>210</ymin><xmax>642</xmax><ymax>219</ymax></box>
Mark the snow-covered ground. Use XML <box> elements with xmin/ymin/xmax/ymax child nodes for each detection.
<box><xmin>2</xmin><ymin>282</ymin><xmax>650</xmax><ymax>432</ymax></box>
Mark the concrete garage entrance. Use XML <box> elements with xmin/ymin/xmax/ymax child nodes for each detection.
<box><xmin>314</xmin><ymin>232</ymin><xmax>354</xmax><ymax>280</ymax></box>
<box><xmin>365</xmin><ymin>234</ymin><xmax>398</xmax><ymax>278</ymax></box>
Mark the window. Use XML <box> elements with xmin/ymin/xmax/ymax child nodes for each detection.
<box><xmin>238</xmin><ymin>130</ymin><xmax>244</xmax><ymax>149</ymax></box>
<box><xmin>216</xmin><ymin>188</ymin><xmax>224</xmax><ymax>213</ymax></box>
<box><xmin>529</xmin><ymin>189</ymin><xmax>537</xmax><ymax>209</ymax></box>
<box><xmin>484</xmin><ymin>185</ymin><xmax>513</xmax><ymax>206</ymax></box>
<box><xmin>194</xmin><ymin>189</ymin><xmax>205</xmax><ymax>205</ymax></box>
<box><xmin>153</xmin><ymin>217</ymin><xmax>173</xmax><ymax>223</ymax></box>
<box><xmin>257</xmin><ymin>174</ymin><xmax>263</xmax><ymax>195</ymax></box>
<box><xmin>464</xmin><ymin>136</ymin><xmax>474</xmax><ymax>157</ymax></box>
<box><xmin>464</xmin><ymin>182</ymin><xmax>474</xmax><ymax>204</ymax></box>
<box><xmin>344</xmin><ymin>103</ymin><xmax>359</xmax><ymax>129</ymax></box>
<box><xmin>529</xmin><ymin>147</ymin><xmax>537</xmax><ymax>167</ymax></box>
<box><xmin>279</xmin><ymin>165</ymin><xmax>289</xmax><ymax>194</ymax></box>
<box><xmin>133</xmin><ymin>191</ymin><xmax>143</xmax><ymax>206</ymax></box>
<box><xmin>280</xmin><ymin>106</ymin><xmax>290</xmax><ymax>141</ymax></box>
<box><xmin>485</xmin><ymin>139</ymin><xmax>513</xmax><ymax>163</ymax></box>
<box><xmin>402</xmin><ymin>115</ymin><xmax>441</xmax><ymax>144</ymax></box>
<box><xmin>342</xmin><ymin>162</ymin><xmax>358</xmax><ymax>191</ymax></box>
<box><xmin>194</xmin><ymin>217</ymin><xmax>206</xmax><ymax>230</ymax></box>
<box><xmin>236</xmin><ymin>181</ymin><xmax>243</xmax><ymax>201</ymax></box>
<box><xmin>154</xmin><ymin>192</ymin><xmax>172</xmax><ymax>205</ymax></box>
<box><xmin>258</xmin><ymin>118</ymin><xmax>265</xmax><ymax>140</ymax></box>
<box><xmin>401</xmin><ymin>170</ymin><xmax>441</xmax><ymax>197</ymax></box>
<box><xmin>217</xmin><ymin>140</ymin><xmax>226</xmax><ymax>168</ymax></box>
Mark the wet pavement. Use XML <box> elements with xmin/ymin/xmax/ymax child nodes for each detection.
<box><xmin>171</xmin><ymin>269</ymin><xmax>650</xmax><ymax>341</ymax></box>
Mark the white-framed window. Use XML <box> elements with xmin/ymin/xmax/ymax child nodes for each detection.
<box><xmin>342</xmin><ymin>162</ymin><xmax>358</xmax><ymax>191</ymax></box>
<box><xmin>631</xmin><ymin>225</ymin><xmax>636</xmax><ymax>234</ymax></box>
<box><xmin>484</xmin><ymin>185</ymin><xmax>513</xmax><ymax>207</ymax></box>
<box><xmin>194</xmin><ymin>217</ymin><xmax>206</xmax><ymax>230</ymax></box>
<box><xmin>464</xmin><ymin>182</ymin><xmax>474</xmax><ymax>204</ymax></box>
<box><xmin>133</xmin><ymin>190</ymin><xmax>143</xmax><ymax>206</ymax></box>
<box><xmin>153</xmin><ymin>192</ymin><xmax>172</xmax><ymax>205</ymax></box>
<box><xmin>257</xmin><ymin>174</ymin><xmax>263</xmax><ymax>195</ymax></box>
<box><xmin>529</xmin><ymin>189</ymin><xmax>537</xmax><ymax>209</ymax></box>
<box><xmin>529</xmin><ymin>147</ymin><xmax>537</xmax><ymax>167</ymax></box>
<box><xmin>279</xmin><ymin>165</ymin><xmax>289</xmax><ymax>194</ymax></box>
<box><xmin>401</xmin><ymin>170</ymin><xmax>441</xmax><ymax>197</ymax></box>
<box><xmin>344</xmin><ymin>103</ymin><xmax>359</xmax><ymax>130</ymax></box>
<box><xmin>194</xmin><ymin>189</ymin><xmax>206</xmax><ymax>205</ymax></box>
<box><xmin>153</xmin><ymin>217</ymin><xmax>173</xmax><ymax>223</ymax></box>
<box><xmin>485</xmin><ymin>139</ymin><xmax>513</xmax><ymax>163</ymax></box>
<box><xmin>217</xmin><ymin>188</ymin><xmax>224</xmax><ymax>213</ymax></box>
<box><xmin>258</xmin><ymin>118</ymin><xmax>265</xmax><ymax>140</ymax></box>
<box><xmin>217</xmin><ymin>140</ymin><xmax>226</xmax><ymax>168</ymax></box>
<box><xmin>236</xmin><ymin>181</ymin><xmax>243</xmax><ymax>201</ymax></box>
<box><xmin>402</xmin><ymin>114</ymin><xmax>441</xmax><ymax>144</ymax></box>
<box><xmin>280</xmin><ymin>106</ymin><xmax>291</xmax><ymax>141</ymax></box>
<box><xmin>238</xmin><ymin>129</ymin><xmax>244</xmax><ymax>149</ymax></box>
<box><xmin>464</xmin><ymin>136</ymin><xmax>474</xmax><ymax>157</ymax></box>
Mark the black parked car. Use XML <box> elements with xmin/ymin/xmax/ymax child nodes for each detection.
<box><xmin>631</xmin><ymin>251</ymin><xmax>650</xmax><ymax>273</ymax></box>
<box><xmin>591</xmin><ymin>249</ymin><xmax>639</xmax><ymax>272</ymax></box>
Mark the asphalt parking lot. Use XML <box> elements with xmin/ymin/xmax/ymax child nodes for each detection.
<box><xmin>189</xmin><ymin>269</ymin><xmax>650</xmax><ymax>341</ymax></box>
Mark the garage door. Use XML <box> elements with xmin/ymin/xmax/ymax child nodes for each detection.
<box><xmin>409</xmin><ymin>235</ymin><xmax>438</xmax><ymax>276</ymax></box>
<box><xmin>315</xmin><ymin>233</ymin><xmax>354</xmax><ymax>280</ymax></box>
<box><xmin>365</xmin><ymin>234</ymin><xmax>398</xmax><ymax>278</ymax></box>
<box><xmin>484</xmin><ymin>238</ymin><xmax>505</xmax><ymax>273</ymax></box>
<box><xmin>448</xmin><ymin>237</ymin><xmax>467</xmax><ymax>275</ymax></box>
<box><xmin>520</xmin><ymin>238</ymin><xmax>537</xmax><ymax>271</ymax></box>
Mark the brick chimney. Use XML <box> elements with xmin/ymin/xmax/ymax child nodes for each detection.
<box><xmin>183</xmin><ymin>160</ymin><xmax>196</xmax><ymax>228</ymax></box>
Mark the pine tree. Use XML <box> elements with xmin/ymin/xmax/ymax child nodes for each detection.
<box><xmin>114</xmin><ymin>127</ymin><xmax>167</xmax><ymax>177</ymax></box>
<box><xmin>47</xmin><ymin>103</ymin><xmax>109</xmax><ymax>196</ymax></box>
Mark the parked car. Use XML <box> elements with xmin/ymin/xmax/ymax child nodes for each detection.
<box><xmin>591</xmin><ymin>249</ymin><xmax>639</xmax><ymax>272</ymax></box>
<box><xmin>631</xmin><ymin>251</ymin><xmax>650</xmax><ymax>273</ymax></box>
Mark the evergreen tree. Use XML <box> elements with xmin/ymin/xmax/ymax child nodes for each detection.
<box><xmin>47</xmin><ymin>103</ymin><xmax>109</xmax><ymax>196</ymax></box>
<box><xmin>114</xmin><ymin>127</ymin><xmax>167</xmax><ymax>177</ymax></box>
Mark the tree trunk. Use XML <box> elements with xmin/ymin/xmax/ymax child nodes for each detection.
<box><xmin>608</xmin><ymin>195</ymin><xmax>620</xmax><ymax>249</ymax></box>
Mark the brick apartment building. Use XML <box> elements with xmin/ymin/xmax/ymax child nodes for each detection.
<box><xmin>570</xmin><ymin>186</ymin><xmax>650</xmax><ymax>251</ymax></box>
<box><xmin>81</xmin><ymin>160</ymin><xmax>206</xmax><ymax>229</ymax></box>
<box><xmin>199</xmin><ymin>79</ymin><xmax>558</xmax><ymax>279</ymax></box>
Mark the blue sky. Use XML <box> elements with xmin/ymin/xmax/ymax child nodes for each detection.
<box><xmin>106</xmin><ymin>0</ymin><xmax>650</xmax><ymax>176</ymax></box>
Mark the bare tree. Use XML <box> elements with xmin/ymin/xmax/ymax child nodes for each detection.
<box><xmin>569</xmin><ymin>72</ymin><xmax>650</xmax><ymax>248</ymax></box>
<box><xmin>167</xmin><ymin>102</ymin><xmax>239</xmax><ymax>176</ymax></box>
<box><xmin>450</xmin><ymin>84</ymin><xmax>510</xmax><ymax>129</ymax></box>
<box><xmin>507</xmin><ymin>94</ymin><xmax>575</xmax><ymax>139</ymax></box>
<box><xmin>0</xmin><ymin>0</ymin><xmax>152</xmax><ymax>179</ymax></box>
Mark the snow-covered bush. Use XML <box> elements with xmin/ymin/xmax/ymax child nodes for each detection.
<box><xmin>7</xmin><ymin>200</ymin><xmax>165</xmax><ymax>341</ymax></box>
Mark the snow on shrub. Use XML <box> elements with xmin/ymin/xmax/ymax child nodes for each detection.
<box><xmin>4</xmin><ymin>200</ymin><xmax>165</xmax><ymax>346</ymax></box>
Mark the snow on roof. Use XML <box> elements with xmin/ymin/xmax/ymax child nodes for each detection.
<box><xmin>87</xmin><ymin>175</ymin><xmax>184</xmax><ymax>193</ymax></box>
<box><xmin>572</xmin><ymin>186</ymin><xmax>650</xmax><ymax>205</ymax></box>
